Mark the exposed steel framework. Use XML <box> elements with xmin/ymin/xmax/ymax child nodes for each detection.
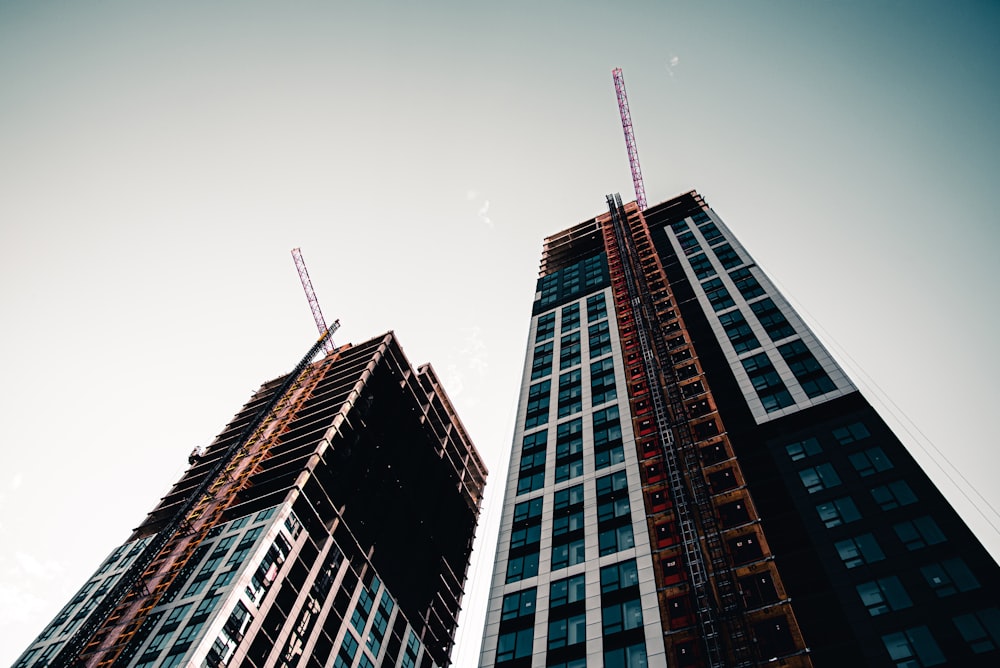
<box><xmin>292</xmin><ymin>247</ymin><xmax>335</xmax><ymax>354</ymax></box>
<box><xmin>613</xmin><ymin>67</ymin><xmax>648</xmax><ymax>211</ymax></box>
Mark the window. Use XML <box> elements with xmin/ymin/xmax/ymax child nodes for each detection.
<box><xmin>751</xmin><ymin>298</ymin><xmax>795</xmax><ymax>341</ymax></box>
<box><xmin>557</xmin><ymin>369</ymin><xmax>582</xmax><ymax>418</ymax></box>
<box><xmin>953</xmin><ymin>608</ymin><xmax>1000</xmax><ymax>654</ymax></box>
<box><xmin>671</xmin><ymin>219</ymin><xmax>690</xmax><ymax>232</ymax></box>
<box><xmin>785</xmin><ymin>437</ymin><xmax>821</xmax><ymax>461</ymax></box>
<box><xmin>554</xmin><ymin>484</ymin><xmax>585</xmax><ymax>511</ymax></box>
<box><xmin>833</xmin><ymin>421</ymin><xmax>870</xmax><ymax>445</ymax></box>
<box><xmin>922</xmin><ymin>558</ymin><xmax>980</xmax><ymax>597</ymax></box>
<box><xmin>551</xmin><ymin>539</ymin><xmax>585</xmax><ymax>570</ymax></box>
<box><xmin>600</xmin><ymin>560</ymin><xmax>639</xmax><ymax>593</ymax></box>
<box><xmin>553</xmin><ymin>507</ymin><xmax>584</xmax><ymax>536</ymax></box>
<box><xmin>555</xmin><ymin>419</ymin><xmax>584</xmax><ymax>483</ymax></box>
<box><xmin>599</xmin><ymin>524</ymin><xmax>636</xmax><ymax>556</ymax></box>
<box><xmin>719</xmin><ymin>310</ymin><xmax>760</xmax><ymax>353</ymax></box>
<box><xmin>589</xmin><ymin>320</ymin><xmax>612</xmax><ymax>358</ymax></box>
<box><xmin>712</xmin><ymin>243</ymin><xmax>742</xmax><ymax>269</ymax></box>
<box><xmin>506</xmin><ymin>552</ymin><xmax>539</xmax><ymax>583</ymax></box>
<box><xmin>881</xmin><ymin>626</ymin><xmax>945</xmax><ymax>667</ymax></box>
<box><xmin>835</xmin><ymin>533</ymin><xmax>885</xmax><ymax>568</ymax></box>
<box><xmin>593</xmin><ymin>406</ymin><xmax>624</xmax><ymax>470</ymax></box>
<box><xmin>517</xmin><ymin>430</ymin><xmax>546</xmax><ymax>496</ymax></box>
<box><xmin>728</xmin><ymin>534</ymin><xmax>764</xmax><ymax>564</ymax></box>
<box><xmin>587</xmin><ymin>293</ymin><xmax>607</xmax><ymax>322</ymax></box>
<box><xmin>739</xmin><ymin>571</ymin><xmax>779</xmax><ymax>608</ymax></box>
<box><xmin>743</xmin><ymin>353</ymin><xmax>794</xmax><ymax>412</ymax></box>
<box><xmin>894</xmin><ymin>516</ymin><xmax>946</xmax><ymax>550</ymax></box>
<box><xmin>501</xmin><ymin>588</ymin><xmax>537</xmax><ymax>621</ymax></box>
<box><xmin>602</xmin><ymin>598</ymin><xmax>643</xmax><ymax>634</ymax></box>
<box><xmin>676</xmin><ymin>230</ymin><xmax>701</xmax><ymax>255</ymax></box>
<box><xmin>561</xmin><ymin>303</ymin><xmax>580</xmax><ymax>333</ymax></box>
<box><xmin>591</xmin><ymin>357</ymin><xmax>618</xmax><ymax>406</ymax></box>
<box><xmin>584</xmin><ymin>254</ymin><xmax>607</xmax><ymax>288</ymax></box>
<box><xmin>524</xmin><ymin>380</ymin><xmax>551</xmax><ymax>429</ymax></box>
<box><xmin>510</xmin><ymin>522</ymin><xmax>541</xmax><ymax>549</ymax></box>
<box><xmin>548</xmin><ymin>613</ymin><xmax>586</xmax><ymax>649</ymax></box>
<box><xmin>550</xmin><ymin>573</ymin><xmax>586</xmax><ymax>608</ymax></box>
<box><xmin>778</xmin><ymin>339</ymin><xmax>836</xmax><ymax>397</ymax></box>
<box><xmin>871</xmin><ymin>480</ymin><xmax>917</xmax><ymax>510</ymax></box>
<box><xmin>849</xmin><ymin>447</ymin><xmax>893</xmax><ymax>477</ymax></box>
<box><xmin>699</xmin><ymin>221</ymin><xmax>723</xmax><ymax>244</ymax></box>
<box><xmin>536</xmin><ymin>313</ymin><xmax>556</xmax><ymax>342</ymax></box>
<box><xmin>688</xmin><ymin>253</ymin><xmax>717</xmax><ymax>280</ymax></box>
<box><xmin>560</xmin><ymin>331</ymin><xmax>581</xmax><ymax>370</ymax></box>
<box><xmin>701</xmin><ymin>277</ymin><xmax>735</xmax><ymax>312</ymax></box>
<box><xmin>514</xmin><ymin>496</ymin><xmax>544</xmax><ymax>523</ymax></box>
<box><xmin>857</xmin><ymin>576</ymin><xmax>912</xmax><ymax>615</ymax></box>
<box><xmin>799</xmin><ymin>463</ymin><xmax>841</xmax><ymax>493</ymax></box>
<box><xmin>729</xmin><ymin>267</ymin><xmax>765</xmax><ymax>299</ymax></box>
<box><xmin>603</xmin><ymin>642</ymin><xmax>647</xmax><ymax>668</ymax></box>
<box><xmin>496</xmin><ymin>627</ymin><xmax>534</xmax><ymax>663</ymax></box>
<box><xmin>530</xmin><ymin>342</ymin><xmax>554</xmax><ymax>380</ymax></box>
<box><xmin>816</xmin><ymin>496</ymin><xmax>861</xmax><ymax>528</ymax></box>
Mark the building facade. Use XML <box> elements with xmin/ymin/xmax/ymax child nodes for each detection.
<box><xmin>18</xmin><ymin>331</ymin><xmax>486</xmax><ymax>668</ymax></box>
<box><xmin>479</xmin><ymin>191</ymin><xmax>1000</xmax><ymax>667</ymax></box>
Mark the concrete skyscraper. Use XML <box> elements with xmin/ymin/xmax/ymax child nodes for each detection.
<box><xmin>17</xmin><ymin>331</ymin><xmax>486</xmax><ymax>668</ymax></box>
<box><xmin>479</xmin><ymin>191</ymin><xmax>1000</xmax><ymax>667</ymax></box>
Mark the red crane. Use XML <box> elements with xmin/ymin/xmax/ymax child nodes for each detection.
<box><xmin>291</xmin><ymin>247</ymin><xmax>335</xmax><ymax>354</ymax></box>
<box><xmin>613</xmin><ymin>67</ymin><xmax>648</xmax><ymax>211</ymax></box>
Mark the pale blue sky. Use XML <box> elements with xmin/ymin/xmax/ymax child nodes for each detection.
<box><xmin>1</xmin><ymin>1</ymin><xmax>998</xmax><ymax>664</ymax></box>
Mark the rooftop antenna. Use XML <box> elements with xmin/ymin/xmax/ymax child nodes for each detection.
<box><xmin>291</xmin><ymin>247</ymin><xmax>336</xmax><ymax>354</ymax></box>
<box><xmin>613</xmin><ymin>67</ymin><xmax>648</xmax><ymax>211</ymax></box>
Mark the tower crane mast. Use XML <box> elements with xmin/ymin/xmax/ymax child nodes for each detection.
<box><xmin>291</xmin><ymin>247</ymin><xmax>335</xmax><ymax>354</ymax></box>
<box><xmin>613</xmin><ymin>67</ymin><xmax>648</xmax><ymax>211</ymax></box>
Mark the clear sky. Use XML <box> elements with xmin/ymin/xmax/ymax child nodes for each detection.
<box><xmin>1</xmin><ymin>1</ymin><xmax>998</xmax><ymax>665</ymax></box>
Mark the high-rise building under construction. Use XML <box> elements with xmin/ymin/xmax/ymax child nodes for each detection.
<box><xmin>17</xmin><ymin>331</ymin><xmax>487</xmax><ymax>668</ymax></box>
<box><xmin>479</xmin><ymin>191</ymin><xmax>1000</xmax><ymax>667</ymax></box>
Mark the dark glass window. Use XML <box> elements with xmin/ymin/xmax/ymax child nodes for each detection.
<box><xmin>496</xmin><ymin>627</ymin><xmax>534</xmax><ymax>663</ymax></box>
<box><xmin>517</xmin><ymin>430</ymin><xmax>546</xmax><ymax>496</ymax></box>
<box><xmin>536</xmin><ymin>313</ymin><xmax>556</xmax><ymax>342</ymax></box>
<box><xmin>501</xmin><ymin>588</ymin><xmax>536</xmax><ymax>621</ymax></box>
<box><xmin>513</xmin><ymin>497</ymin><xmax>543</xmax><ymax>523</ymax></box>
<box><xmin>547</xmin><ymin>613</ymin><xmax>586</xmax><ymax>650</ymax></box>
<box><xmin>530</xmin><ymin>342</ymin><xmax>554</xmax><ymax>380</ymax></box>
<box><xmin>719</xmin><ymin>310</ymin><xmax>761</xmax><ymax>354</ymax></box>
<box><xmin>560</xmin><ymin>303</ymin><xmax>580</xmax><ymax>333</ymax></box>
<box><xmin>857</xmin><ymin>576</ymin><xmax>912</xmax><ymax>616</ymax></box>
<box><xmin>799</xmin><ymin>463</ymin><xmax>841</xmax><ymax>493</ymax></box>
<box><xmin>603</xmin><ymin>643</ymin><xmax>647</xmax><ymax>668</ymax></box>
<box><xmin>833</xmin><ymin>421</ymin><xmax>870</xmax><ymax>445</ymax></box>
<box><xmin>816</xmin><ymin>496</ymin><xmax>861</xmax><ymax>528</ymax></box>
<box><xmin>712</xmin><ymin>243</ymin><xmax>742</xmax><ymax>269</ymax></box>
<box><xmin>602</xmin><ymin>597</ymin><xmax>643</xmax><ymax>635</ymax></box>
<box><xmin>550</xmin><ymin>573</ymin><xmax>586</xmax><ymax>608</ymax></box>
<box><xmin>676</xmin><ymin>230</ymin><xmax>701</xmax><ymax>255</ymax></box>
<box><xmin>587</xmin><ymin>293</ymin><xmax>608</xmax><ymax>322</ymax></box>
<box><xmin>598</xmin><ymin>525</ymin><xmax>635</xmax><ymax>556</ymax></box>
<box><xmin>849</xmin><ymin>447</ymin><xmax>893</xmax><ymax>477</ymax></box>
<box><xmin>554</xmin><ymin>484</ymin><xmax>584</xmax><ymax>511</ymax></box>
<box><xmin>701</xmin><ymin>277</ymin><xmax>735</xmax><ymax>312</ymax></box>
<box><xmin>729</xmin><ymin>267</ymin><xmax>765</xmax><ymax>300</ymax></box>
<box><xmin>557</xmin><ymin>369</ymin><xmax>582</xmax><ymax>418</ymax></box>
<box><xmin>555</xmin><ymin>418</ymin><xmax>584</xmax><ymax>483</ymax></box>
<box><xmin>699</xmin><ymin>221</ymin><xmax>724</xmax><ymax>244</ymax></box>
<box><xmin>743</xmin><ymin>353</ymin><xmax>794</xmax><ymax>412</ymax></box>
<box><xmin>953</xmin><ymin>608</ymin><xmax>1000</xmax><ymax>654</ymax></box>
<box><xmin>871</xmin><ymin>480</ymin><xmax>917</xmax><ymax>510</ymax></box>
<box><xmin>785</xmin><ymin>437</ymin><xmax>822</xmax><ymax>461</ymax></box>
<box><xmin>671</xmin><ymin>219</ymin><xmax>690</xmax><ymax>233</ymax></box>
<box><xmin>739</xmin><ymin>571</ymin><xmax>779</xmax><ymax>608</ymax></box>
<box><xmin>688</xmin><ymin>253</ymin><xmax>717</xmax><ymax>280</ymax></box>
<box><xmin>600</xmin><ymin>560</ymin><xmax>639</xmax><ymax>593</ymax></box>
<box><xmin>778</xmin><ymin>339</ymin><xmax>836</xmax><ymax>397</ymax></box>
<box><xmin>751</xmin><ymin>298</ymin><xmax>795</xmax><ymax>341</ymax></box>
<box><xmin>524</xmin><ymin>380</ymin><xmax>551</xmax><ymax>429</ymax></box>
<box><xmin>591</xmin><ymin>357</ymin><xmax>617</xmax><ymax>406</ymax></box>
<box><xmin>551</xmin><ymin>539</ymin><xmax>585</xmax><ymax>570</ymax></box>
<box><xmin>894</xmin><ymin>517</ymin><xmax>946</xmax><ymax>550</ymax></box>
<box><xmin>881</xmin><ymin>626</ymin><xmax>946</xmax><ymax>667</ymax></box>
<box><xmin>559</xmin><ymin>331</ymin><xmax>582</xmax><ymax>370</ymax></box>
<box><xmin>506</xmin><ymin>552</ymin><xmax>539</xmax><ymax>584</ymax></box>
<box><xmin>835</xmin><ymin>533</ymin><xmax>885</xmax><ymax>569</ymax></box>
<box><xmin>593</xmin><ymin>406</ymin><xmax>624</xmax><ymax>470</ymax></box>
<box><xmin>588</xmin><ymin>320</ymin><xmax>612</xmax><ymax>358</ymax></box>
<box><xmin>922</xmin><ymin>558</ymin><xmax>980</xmax><ymax>597</ymax></box>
